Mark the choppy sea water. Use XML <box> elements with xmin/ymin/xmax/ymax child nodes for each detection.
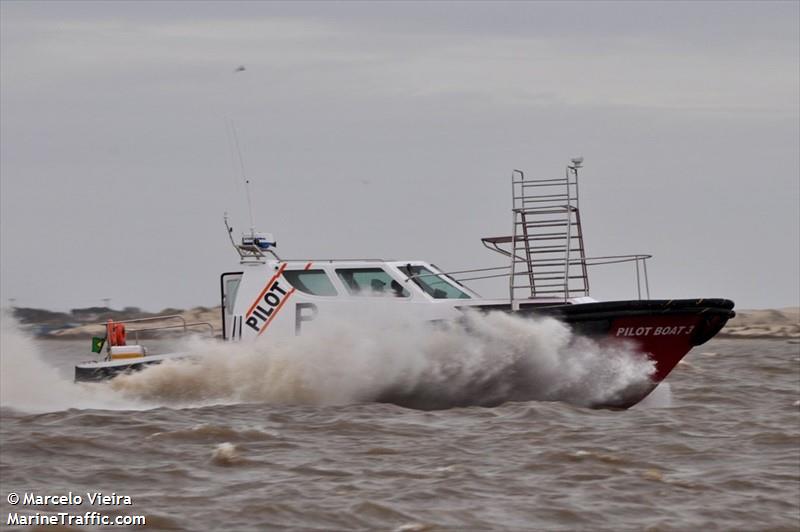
<box><xmin>1</xmin><ymin>317</ymin><xmax>798</xmax><ymax>531</ymax></box>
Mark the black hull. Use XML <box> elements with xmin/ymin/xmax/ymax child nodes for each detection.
<box><xmin>75</xmin><ymin>359</ymin><xmax>164</xmax><ymax>382</ymax></box>
<box><xmin>469</xmin><ymin>298</ymin><xmax>735</xmax><ymax>345</ymax></box>
<box><xmin>465</xmin><ymin>297</ymin><xmax>735</xmax><ymax>408</ymax></box>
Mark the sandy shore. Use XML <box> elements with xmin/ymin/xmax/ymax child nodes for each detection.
<box><xmin>39</xmin><ymin>306</ymin><xmax>800</xmax><ymax>341</ymax></box>
<box><xmin>46</xmin><ymin>307</ymin><xmax>223</xmax><ymax>339</ymax></box>
<box><xmin>716</xmin><ymin>307</ymin><xmax>799</xmax><ymax>340</ymax></box>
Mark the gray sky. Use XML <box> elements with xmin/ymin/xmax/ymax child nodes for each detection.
<box><xmin>1</xmin><ymin>1</ymin><xmax>798</xmax><ymax>311</ymax></box>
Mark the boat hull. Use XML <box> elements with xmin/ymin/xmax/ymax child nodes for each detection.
<box><xmin>75</xmin><ymin>298</ymin><xmax>734</xmax><ymax>409</ymax></box>
<box><xmin>470</xmin><ymin>298</ymin><xmax>735</xmax><ymax>408</ymax></box>
<box><xmin>75</xmin><ymin>353</ymin><xmax>182</xmax><ymax>382</ymax></box>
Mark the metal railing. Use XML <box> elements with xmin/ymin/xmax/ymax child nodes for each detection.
<box><xmin>409</xmin><ymin>253</ymin><xmax>652</xmax><ymax>302</ymax></box>
<box><xmin>98</xmin><ymin>314</ymin><xmax>215</xmax><ymax>357</ymax></box>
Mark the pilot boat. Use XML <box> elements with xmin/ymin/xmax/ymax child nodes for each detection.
<box><xmin>75</xmin><ymin>159</ymin><xmax>735</xmax><ymax>408</ymax></box>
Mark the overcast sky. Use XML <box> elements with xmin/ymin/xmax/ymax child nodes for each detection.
<box><xmin>1</xmin><ymin>1</ymin><xmax>798</xmax><ymax>312</ymax></box>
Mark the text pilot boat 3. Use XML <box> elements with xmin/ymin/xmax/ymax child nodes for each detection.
<box><xmin>75</xmin><ymin>160</ymin><xmax>735</xmax><ymax>408</ymax></box>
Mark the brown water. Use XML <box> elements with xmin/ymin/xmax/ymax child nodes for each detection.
<box><xmin>1</xmin><ymin>317</ymin><xmax>799</xmax><ymax>531</ymax></box>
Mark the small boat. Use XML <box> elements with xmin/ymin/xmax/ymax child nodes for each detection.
<box><xmin>75</xmin><ymin>159</ymin><xmax>734</xmax><ymax>408</ymax></box>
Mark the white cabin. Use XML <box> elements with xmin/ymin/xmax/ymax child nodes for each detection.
<box><xmin>221</xmin><ymin>259</ymin><xmax>487</xmax><ymax>341</ymax></box>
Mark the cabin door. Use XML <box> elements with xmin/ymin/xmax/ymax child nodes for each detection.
<box><xmin>220</xmin><ymin>272</ymin><xmax>243</xmax><ymax>340</ymax></box>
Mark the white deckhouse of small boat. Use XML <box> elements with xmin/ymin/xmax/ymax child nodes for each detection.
<box><xmin>76</xmin><ymin>159</ymin><xmax>735</xmax><ymax>409</ymax></box>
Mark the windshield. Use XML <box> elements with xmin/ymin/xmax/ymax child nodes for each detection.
<box><xmin>400</xmin><ymin>265</ymin><xmax>471</xmax><ymax>299</ymax></box>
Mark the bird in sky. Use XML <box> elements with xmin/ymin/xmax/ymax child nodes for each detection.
<box><xmin>234</xmin><ymin>65</ymin><xmax>246</xmax><ymax>73</ymax></box>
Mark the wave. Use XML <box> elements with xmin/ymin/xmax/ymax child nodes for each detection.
<box><xmin>109</xmin><ymin>311</ymin><xmax>655</xmax><ymax>410</ymax></box>
<box><xmin>1</xmin><ymin>311</ymin><xmax>142</xmax><ymax>412</ymax></box>
<box><xmin>2</xmin><ymin>309</ymin><xmax>655</xmax><ymax>412</ymax></box>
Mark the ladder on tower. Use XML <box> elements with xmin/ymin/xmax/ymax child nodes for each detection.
<box><xmin>506</xmin><ymin>163</ymin><xmax>589</xmax><ymax>305</ymax></box>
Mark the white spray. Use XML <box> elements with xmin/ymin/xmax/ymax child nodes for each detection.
<box><xmin>110</xmin><ymin>311</ymin><xmax>656</xmax><ymax>409</ymax></box>
<box><xmin>0</xmin><ymin>311</ymin><xmax>142</xmax><ymax>412</ymax></box>
<box><xmin>1</xmin><ymin>309</ymin><xmax>657</xmax><ymax>412</ymax></box>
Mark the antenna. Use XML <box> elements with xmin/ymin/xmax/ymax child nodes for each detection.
<box><xmin>227</xmin><ymin>118</ymin><xmax>256</xmax><ymax>233</ymax></box>
<box><xmin>225</xmin><ymin>64</ymin><xmax>256</xmax><ymax>235</ymax></box>
<box><xmin>567</xmin><ymin>156</ymin><xmax>584</xmax><ymax>211</ymax></box>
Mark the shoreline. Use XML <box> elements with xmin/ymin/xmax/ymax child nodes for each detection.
<box><xmin>718</xmin><ymin>307</ymin><xmax>799</xmax><ymax>340</ymax></box>
<box><xmin>13</xmin><ymin>306</ymin><xmax>799</xmax><ymax>342</ymax></box>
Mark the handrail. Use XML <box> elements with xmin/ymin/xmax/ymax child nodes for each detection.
<box><xmin>128</xmin><ymin>322</ymin><xmax>215</xmax><ymax>344</ymax></box>
<box><xmin>411</xmin><ymin>254</ymin><xmax>651</xmax><ymax>277</ymax></box>
<box><xmin>409</xmin><ymin>253</ymin><xmax>653</xmax><ymax>301</ymax></box>
<box><xmin>101</xmin><ymin>314</ymin><xmax>187</xmax><ymax>328</ymax></box>
<box><xmin>97</xmin><ymin>315</ymin><xmax>216</xmax><ymax>359</ymax></box>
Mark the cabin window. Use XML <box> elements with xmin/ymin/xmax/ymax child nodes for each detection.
<box><xmin>335</xmin><ymin>268</ymin><xmax>409</xmax><ymax>297</ymax></box>
<box><xmin>283</xmin><ymin>269</ymin><xmax>338</xmax><ymax>296</ymax></box>
<box><xmin>224</xmin><ymin>278</ymin><xmax>241</xmax><ymax>313</ymax></box>
<box><xmin>400</xmin><ymin>265</ymin><xmax>471</xmax><ymax>299</ymax></box>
